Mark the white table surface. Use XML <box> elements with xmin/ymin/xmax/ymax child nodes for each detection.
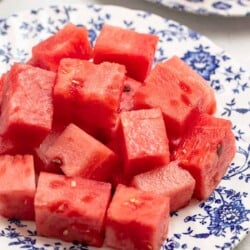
<box><xmin>0</xmin><ymin>0</ymin><xmax>249</xmax><ymax>249</ymax></box>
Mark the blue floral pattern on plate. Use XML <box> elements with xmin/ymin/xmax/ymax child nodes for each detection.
<box><xmin>0</xmin><ymin>4</ymin><xmax>249</xmax><ymax>250</ymax></box>
<box><xmin>146</xmin><ymin>0</ymin><xmax>250</xmax><ymax>16</ymax></box>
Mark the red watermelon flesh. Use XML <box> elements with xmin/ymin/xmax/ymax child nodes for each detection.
<box><xmin>0</xmin><ymin>63</ymin><xmax>55</xmax><ymax>148</ymax></box>
<box><xmin>131</xmin><ymin>161</ymin><xmax>195</xmax><ymax>212</ymax></box>
<box><xmin>93</xmin><ymin>24</ymin><xmax>158</xmax><ymax>82</ymax></box>
<box><xmin>134</xmin><ymin>56</ymin><xmax>216</xmax><ymax>139</ymax></box>
<box><xmin>105</xmin><ymin>184</ymin><xmax>170</xmax><ymax>250</ymax></box>
<box><xmin>0</xmin><ymin>72</ymin><xmax>8</xmax><ymax>111</ymax></box>
<box><xmin>29</xmin><ymin>23</ymin><xmax>93</xmax><ymax>72</ymax></box>
<box><xmin>34</xmin><ymin>124</ymin><xmax>65</xmax><ymax>174</ymax></box>
<box><xmin>118</xmin><ymin>108</ymin><xmax>170</xmax><ymax>176</ymax></box>
<box><xmin>44</xmin><ymin>123</ymin><xmax>118</xmax><ymax>182</ymax></box>
<box><xmin>0</xmin><ymin>154</ymin><xmax>35</xmax><ymax>220</ymax></box>
<box><xmin>163</xmin><ymin>56</ymin><xmax>216</xmax><ymax>115</ymax></box>
<box><xmin>54</xmin><ymin>58</ymin><xmax>126</xmax><ymax>142</ymax></box>
<box><xmin>119</xmin><ymin>76</ymin><xmax>143</xmax><ymax>112</ymax></box>
<box><xmin>111</xmin><ymin>170</ymin><xmax>131</xmax><ymax>190</ymax></box>
<box><xmin>35</xmin><ymin>172</ymin><xmax>111</xmax><ymax>247</ymax></box>
<box><xmin>173</xmin><ymin>113</ymin><xmax>236</xmax><ymax>200</ymax></box>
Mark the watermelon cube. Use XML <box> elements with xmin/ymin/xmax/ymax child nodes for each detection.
<box><xmin>93</xmin><ymin>24</ymin><xmax>158</xmax><ymax>82</ymax></box>
<box><xmin>0</xmin><ymin>72</ymin><xmax>7</xmax><ymax>110</ymax></box>
<box><xmin>131</xmin><ymin>161</ymin><xmax>195</xmax><ymax>212</ymax></box>
<box><xmin>0</xmin><ymin>155</ymin><xmax>35</xmax><ymax>220</ymax></box>
<box><xmin>0</xmin><ymin>63</ymin><xmax>55</xmax><ymax>148</ymax></box>
<box><xmin>173</xmin><ymin>113</ymin><xmax>236</xmax><ymax>200</ymax></box>
<box><xmin>43</xmin><ymin>123</ymin><xmax>117</xmax><ymax>181</ymax></box>
<box><xmin>29</xmin><ymin>23</ymin><xmax>93</xmax><ymax>72</ymax></box>
<box><xmin>105</xmin><ymin>184</ymin><xmax>170</xmax><ymax>250</ymax></box>
<box><xmin>54</xmin><ymin>58</ymin><xmax>126</xmax><ymax>142</ymax></box>
<box><xmin>134</xmin><ymin>56</ymin><xmax>216</xmax><ymax>139</ymax></box>
<box><xmin>118</xmin><ymin>108</ymin><xmax>170</xmax><ymax>176</ymax></box>
<box><xmin>35</xmin><ymin>172</ymin><xmax>111</xmax><ymax>247</ymax></box>
<box><xmin>34</xmin><ymin>124</ymin><xmax>65</xmax><ymax>174</ymax></box>
<box><xmin>119</xmin><ymin>76</ymin><xmax>143</xmax><ymax>112</ymax></box>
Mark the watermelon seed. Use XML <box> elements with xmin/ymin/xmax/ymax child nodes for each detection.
<box><xmin>130</xmin><ymin>198</ymin><xmax>136</xmax><ymax>202</ymax></box>
<box><xmin>71</xmin><ymin>180</ymin><xmax>77</xmax><ymax>188</ymax></box>
<box><xmin>71</xmin><ymin>79</ymin><xmax>84</xmax><ymax>87</ymax></box>
<box><xmin>146</xmin><ymin>243</ymin><xmax>153</xmax><ymax>250</ymax></box>
<box><xmin>51</xmin><ymin>158</ymin><xmax>63</xmax><ymax>166</ymax></box>
<box><xmin>129</xmin><ymin>197</ymin><xmax>141</xmax><ymax>205</ymax></box>
<box><xmin>182</xmin><ymin>149</ymin><xmax>187</xmax><ymax>154</ymax></box>
<box><xmin>123</xmin><ymin>85</ymin><xmax>131</xmax><ymax>92</ymax></box>
<box><xmin>217</xmin><ymin>143</ymin><xmax>223</xmax><ymax>157</ymax></box>
<box><xmin>58</xmin><ymin>204</ymin><xmax>65</xmax><ymax>211</ymax></box>
<box><xmin>63</xmin><ymin>229</ymin><xmax>69</xmax><ymax>236</ymax></box>
<box><xmin>123</xmin><ymin>198</ymin><xmax>141</xmax><ymax>210</ymax></box>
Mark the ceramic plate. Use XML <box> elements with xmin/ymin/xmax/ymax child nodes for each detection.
<box><xmin>146</xmin><ymin>0</ymin><xmax>250</xmax><ymax>16</ymax></box>
<box><xmin>0</xmin><ymin>4</ymin><xmax>249</xmax><ymax>250</ymax></box>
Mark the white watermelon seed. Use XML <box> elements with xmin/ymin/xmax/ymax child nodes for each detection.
<box><xmin>71</xmin><ymin>180</ymin><xmax>77</xmax><ymax>187</ymax></box>
<box><xmin>58</xmin><ymin>204</ymin><xmax>65</xmax><ymax>211</ymax></box>
<box><xmin>129</xmin><ymin>197</ymin><xmax>141</xmax><ymax>205</ymax></box>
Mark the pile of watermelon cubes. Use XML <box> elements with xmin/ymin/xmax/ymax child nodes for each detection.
<box><xmin>0</xmin><ymin>23</ymin><xmax>236</xmax><ymax>249</ymax></box>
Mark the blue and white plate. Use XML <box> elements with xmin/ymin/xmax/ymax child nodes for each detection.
<box><xmin>146</xmin><ymin>0</ymin><xmax>250</xmax><ymax>16</ymax></box>
<box><xmin>0</xmin><ymin>4</ymin><xmax>249</xmax><ymax>250</ymax></box>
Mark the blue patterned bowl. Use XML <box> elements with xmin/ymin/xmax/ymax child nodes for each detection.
<box><xmin>146</xmin><ymin>0</ymin><xmax>250</xmax><ymax>16</ymax></box>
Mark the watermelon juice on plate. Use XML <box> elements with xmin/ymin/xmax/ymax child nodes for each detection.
<box><xmin>0</xmin><ymin>3</ymin><xmax>249</xmax><ymax>250</ymax></box>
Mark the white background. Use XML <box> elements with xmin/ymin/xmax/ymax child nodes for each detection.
<box><xmin>0</xmin><ymin>0</ymin><xmax>249</xmax><ymax>249</ymax></box>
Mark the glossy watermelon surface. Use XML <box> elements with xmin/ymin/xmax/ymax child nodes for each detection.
<box><xmin>0</xmin><ymin>63</ymin><xmax>55</xmax><ymax>148</ymax></box>
<box><xmin>173</xmin><ymin>113</ymin><xmax>236</xmax><ymax>200</ymax></box>
<box><xmin>54</xmin><ymin>58</ymin><xmax>126</xmax><ymax>142</ymax></box>
<box><xmin>0</xmin><ymin>155</ymin><xmax>35</xmax><ymax>220</ymax></box>
<box><xmin>105</xmin><ymin>184</ymin><xmax>170</xmax><ymax>250</ymax></box>
<box><xmin>131</xmin><ymin>161</ymin><xmax>195</xmax><ymax>212</ymax></box>
<box><xmin>134</xmin><ymin>56</ymin><xmax>216</xmax><ymax>139</ymax></box>
<box><xmin>35</xmin><ymin>172</ymin><xmax>112</xmax><ymax>247</ymax></box>
<box><xmin>34</xmin><ymin>124</ymin><xmax>64</xmax><ymax>174</ymax></box>
<box><xmin>119</xmin><ymin>76</ymin><xmax>143</xmax><ymax>112</ymax></box>
<box><xmin>29</xmin><ymin>23</ymin><xmax>93</xmax><ymax>72</ymax></box>
<box><xmin>44</xmin><ymin>123</ymin><xmax>117</xmax><ymax>181</ymax></box>
<box><xmin>0</xmin><ymin>19</ymin><xmax>237</xmax><ymax>250</ymax></box>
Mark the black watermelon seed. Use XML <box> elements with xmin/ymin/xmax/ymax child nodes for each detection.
<box><xmin>123</xmin><ymin>85</ymin><xmax>131</xmax><ymax>92</ymax></box>
<box><xmin>216</xmin><ymin>144</ymin><xmax>223</xmax><ymax>157</ymax></box>
<box><xmin>51</xmin><ymin>158</ymin><xmax>63</xmax><ymax>166</ymax></box>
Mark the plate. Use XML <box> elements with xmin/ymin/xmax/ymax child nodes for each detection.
<box><xmin>0</xmin><ymin>4</ymin><xmax>250</xmax><ymax>250</ymax></box>
<box><xmin>146</xmin><ymin>0</ymin><xmax>250</xmax><ymax>16</ymax></box>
